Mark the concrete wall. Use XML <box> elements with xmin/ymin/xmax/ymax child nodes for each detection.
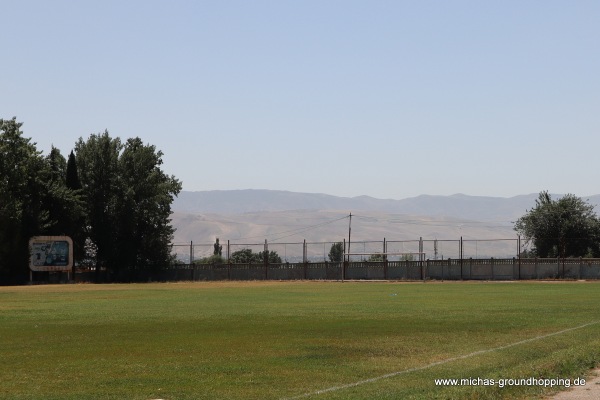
<box><xmin>74</xmin><ymin>258</ymin><xmax>600</xmax><ymax>283</ymax></box>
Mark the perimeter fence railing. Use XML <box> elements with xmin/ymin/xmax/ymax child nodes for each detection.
<box><xmin>69</xmin><ymin>237</ymin><xmax>600</xmax><ymax>282</ymax></box>
<box><xmin>172</xmin><ymin>237</ymin><xmax>525</xmax><ymax>264</ymax></box>
<box><xmin>79</xmin><ymin>236</ymin><xmax>594</xmax><ymax>282</ymax></box>
<box><xmin>80</xmin><ymin>257</ymin><xmax>600</xmax><ymax>283</ymax></box>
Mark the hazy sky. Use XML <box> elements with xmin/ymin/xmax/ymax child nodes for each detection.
<box><xmin>3</xmin><ymin>1</ymin><xmax>599</xmax><ymax>200</ymax></box>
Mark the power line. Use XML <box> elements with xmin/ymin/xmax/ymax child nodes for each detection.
<box><xmin>351</xmin><ymin>214</ymin><xmax>513</xmax><ymax>228</ymax></box>
<box><xmin>235</xmin><ymin>215</ymin><xmax>350</xmax><ymax>242</ymax></box>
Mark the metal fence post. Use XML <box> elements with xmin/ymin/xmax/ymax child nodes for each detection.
<box><xmin>383</xmin><ymin>237</ymin><xmax>388</xmax><ymax>280</ymax></box>
<box><xmin>460</xmin><ymin>236</ymin><xmax>463</xmax><ymax>276</ymax></box>
<box><xmin>517</xmin><ymin>235</ymin><xmax>521</xmax><ymax>280</ymax></box>
<box><xmin>303</xmin><ymin>239</ymin><xmax>307</xmax><ymax>280</ymax></box>
<box><xmin>264</xmin><ymin>239</ymin><xmax>268</xmax><ymax>280</ymax></box>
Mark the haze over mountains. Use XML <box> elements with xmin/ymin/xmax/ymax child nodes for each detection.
<box><xmin>173</xmin><ymin>190</ymin><xmax>600</xmax><ymax>221</ymax></box>
<box><xmin>170</xmin><ymin>190</ymin><xmax>600</xmax><ymax>260</ymax></box>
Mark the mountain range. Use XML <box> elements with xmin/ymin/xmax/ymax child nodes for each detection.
<box><xmin>169</xmin><ymin>190</ymin><xmax>600</xmax><ymax>260</ymax></box>
<box><xmin>172</xmin><ymin>189</ymin><xmax>600</xmax><ymax>222</ymax></box>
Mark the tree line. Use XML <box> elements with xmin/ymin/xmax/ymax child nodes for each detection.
<box><xmin>3</xmin><ymin>116</ymin><xmax>598</xmax><ymax>284</ymax></box>
<box><xmin>0</xmin><ymin>118</ymin><xmax>182</xmax><ymax>284</ymax></box>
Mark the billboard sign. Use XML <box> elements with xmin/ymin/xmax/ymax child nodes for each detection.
<box><xmin>29</xmin><ymin>236</ymin><xmax>73</xmax><ymax>272</ymax></box>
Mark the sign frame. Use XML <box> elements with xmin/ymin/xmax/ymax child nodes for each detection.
<box><xmin>29</xmin><ymin>236</ymin><xmax>74</xmax><ymax>272</ymax></box>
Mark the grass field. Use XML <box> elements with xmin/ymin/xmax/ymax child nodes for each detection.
<box><xmin>1</xmin><ymin>281</ymin><xmax>600</xmax><ymax>400</ymax></box>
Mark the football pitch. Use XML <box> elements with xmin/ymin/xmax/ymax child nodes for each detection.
<box><xmin>1</xmin><ymin>281</ymin><xmax>599</xmax><ymax>400</ymax></box>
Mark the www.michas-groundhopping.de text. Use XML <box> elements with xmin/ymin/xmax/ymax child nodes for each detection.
<box><xmin>434</xmin><ymin>377</ymin><xmax>586</xmax><ymax>388</ymax></box>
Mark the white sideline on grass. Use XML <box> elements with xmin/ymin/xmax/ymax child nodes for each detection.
<box><xmin>281</xmin><ymin>320</ymin><xmax>600</xmax><ymax>399</ymax></box>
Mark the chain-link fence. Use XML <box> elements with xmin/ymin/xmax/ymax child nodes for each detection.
<box><xmin>172</xmin><ymin>237</ymin><xmax>522</xmax><ymax>264</ymax></box>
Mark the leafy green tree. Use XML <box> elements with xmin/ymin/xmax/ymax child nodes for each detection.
<box><xmin>328</xmin><ymin>242</ymin><xmax>343</xmax><ymax>262</ymax></box>
<box><xmin>47</xmin><ymin>146</ymin><xmax>67</xmax><ymax>182</ymax></box>
<box><xmin>0</xmin><ymin>118</ymin><xmax>47</xmax><ymax>281</ymax></box>
<box><xmin>229</xmin><ymin>248</ymin><xmax>282</xmax><ymax>264</ymax></box>
<box><xmin>367</xmin><ymin>254</ymin><xmax>383</xmax><ymax>262</ymax></box>
<box><xmin>116</xmin><ymin>137</ymin><xmax>182</xmax><ymax>270</ymax></box>
<box><xmin>195</xmin><ymin>255</ymin><xmax>225</xmax><ymax>265</ymax></box>
<box><xmin>400</xmin><ymin>253</ymin><xmax>415</xmax><ymax>261</ymax></box>
<box><xmin>0</xmin><ymin>119</ymin><xmax>82</xmax><ymax>282</ymax></box>
<box><xmin>75</xmin><ymin>132</ymin><xmax>181</xmax><ymax>277</ymax></box>
<box><xmin>74</xmin><ymin>132</ymin><xmax>122</xmax><ymax>276</ymax></box>
<box><xmin>230</xmin><ymin>249</ymin><xmax>258</xmax><ymax>263</ymax></box>
<box><xmin>514</xmin><ymin>191</ymin><xmax>600</xmax><ymax>257</ymax></box>
<box><xmin>257</xmin><ymin>250</ymin><xmax>282</xmax><ymax>264</ymax></box>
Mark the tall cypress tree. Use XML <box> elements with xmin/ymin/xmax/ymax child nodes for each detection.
<box><xmin>60</xmin><ymin>150</ymin><xmax>86</xmax><ymax>266</ymax></box>
<box><xmin>66</xmin><ymin>150</ymin><xmax>81</xmax><ymax>190</ymax></box>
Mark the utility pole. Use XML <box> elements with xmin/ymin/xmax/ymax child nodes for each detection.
<box><xmin>347</xmin><ymin>213</ymin><xmax>352</xmax><ymax>262</ymax></box>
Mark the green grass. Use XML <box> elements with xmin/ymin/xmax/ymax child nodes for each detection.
<box><xmin>1</xmin><ymin>281</ymin><xmax>599</xmax><ymax>399</ymax></box>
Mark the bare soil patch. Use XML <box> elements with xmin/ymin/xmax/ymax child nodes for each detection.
<box><xmin>546</xmin><ymin>368</ymin><xmax>600</xmax><ymax>400</ymax></box>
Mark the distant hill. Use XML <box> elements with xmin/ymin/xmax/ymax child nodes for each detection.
<box><xmin>172</xmin><ymin>189</ymin><xmax>600</xmax><ymax>222</ymax></box>
<box><xmin>169</xmin><ymin>190</ymin><xmax>600</xmax><ymax>261</ymax></box>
